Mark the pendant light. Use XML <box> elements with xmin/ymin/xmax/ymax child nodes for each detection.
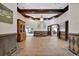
<box><xmin>40</xmin><ymin>15</ymin><xmax>43</xmax><ymax>21</ymax></box>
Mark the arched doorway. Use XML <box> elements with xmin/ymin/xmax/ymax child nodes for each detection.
<box><xmin>48</xmin><ymin>24</ymin><xmax>60</xmax><ymax>38</ymax></box>
<box><xmin>48</xmin><ymin>21</ymin><xmax>69</xmax><ymax>41</ymax></box>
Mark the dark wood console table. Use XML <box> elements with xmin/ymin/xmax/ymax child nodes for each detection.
<box><xmin>34</xmin><ymin>31</ymin><xmax>48</xmax><ymax>36</ymax></box>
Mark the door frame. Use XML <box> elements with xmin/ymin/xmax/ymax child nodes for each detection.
<box><xmin>47</xmin><ymin>24</ymin><xmax>60</xmax><ymax>38</ymax></box>
<box><xmin>65</xmin><ymin>21</ymin><xmax>69</xmax><ymax>41</ymax></box>
<box><xmin>47</xmin><ymin>21</ymin><xmax>69</xmax><ymax>41</ymax></box>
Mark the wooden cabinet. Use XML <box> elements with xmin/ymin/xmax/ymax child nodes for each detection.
<box><xmin>17</xmin><ymin>19</ymin><xmax>26</xmax><ymax>42</ymax></box>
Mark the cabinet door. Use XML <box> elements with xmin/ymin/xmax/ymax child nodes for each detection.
<box><xmin>17</xmin><ymin>19</ymin><xmax>26</xmax><ymax>42</ymax></box>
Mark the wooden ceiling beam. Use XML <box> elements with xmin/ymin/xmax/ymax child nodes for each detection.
<box><xmin>17</xmin><ymin>5</ymin><xmax>68</xmax><ymax>20</ymax></box>
<box><xmin>17</xmin><ymin>7</ymin><xmax>63</xmax><ymax>14</ymax></box>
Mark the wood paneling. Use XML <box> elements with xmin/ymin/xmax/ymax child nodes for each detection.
<box><xmin>17</xmin><ymin>5</ymin><xmax>68</xmax><ymax>20</ymax></box>
<box><xmin>60</xmin><ymin>31</ymin><xmax>66</xmax><ymax>40</ymax></box>
<box><xmin>0</xmin><ymin>33</ymin><xmax>17</xmax><ymax>56</ymax></box>
<box><xmin>17</xmin><ymin>5</ymin><xmax>68</xmax><ymax>14</ymax></box>
<box><xmin>17</xmin><ymin>8</ymin><xmax>63</xmax><ymax>14</ymax></box>
<box><xmin>69</xmin><ymin>33</ymin><xmax>79</xmax><ymax>55</ymax></box>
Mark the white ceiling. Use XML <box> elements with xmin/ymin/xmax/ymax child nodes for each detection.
<box><xmin>26</xmin><ymin>14</ymin><xmax>58</xmax><ymax>18</ymax></box>
<box><xmin>18</xmin><ymin>3</ymin><xmax>68</xmax><ymax>9</ymax></box>
<box><xmin>18</xmin><ymin>3</ymin><xmax>68</xmax><ymax>18</ymax></box>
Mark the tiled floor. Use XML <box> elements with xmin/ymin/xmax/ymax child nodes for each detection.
<box><xmin>15</xmin><ymin>36</ymin><xmax>75</xmax><ymax>56</ymax></box>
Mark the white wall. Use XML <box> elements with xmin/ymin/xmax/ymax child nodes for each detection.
<box><xmin>0</xmin><ymin>3</ymin><xmax>26</xmax><ymax>34</ymax></box>
<box><xmin>47</xmin><ymin>4</ymin><xmax>79</xmax><ymax>34</ymax></box>
<box><xmin>46</xmin><ymin>11</ymin><xmax>69</xmax><ymax>32</ymax></box>
<box><xmin>1</xmin><ymin>3</ymin><xmax>78</xmax><ymax>34</ymax></box>
<box><xmin>54</xmin><ymin>11</ymin><xmax>69</xmax><ymax>24</ymax></box>
<box><xmin>55</xmin><ymin>11</ymin><xmax>69</xmax><ymax>32</ymax></box>
<box><xmin>0</xmin><ymin>3</ymin><xmax>17</xmax><ymax>34</ymax></box>
<box><xmin>46</xmin><ymin>19</ymin><xmax>56</xmax><ymax>26</ymax></box>
<box><xmin>17</xmin><ymin>12</ymin><xmax>26</xmax><ymax>22</ymax></box>
<box><xmin>25</xmin><ymin>18</ymin><xmax>47</xmax><ymax>31</ymax></box>
<box><xmin>24</xmin><ymin>11</ymin><xmax>69</xmax><ymax>31</ymax></box>
<box><xmin>69</xmin><ymin>4</ymin><xmax>79</xmax><ymax>33</ymax></box>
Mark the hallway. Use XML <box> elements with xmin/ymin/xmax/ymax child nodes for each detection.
<box><xmin>0</xmin><ymin>3</ymin><xmax>79</xmax><ymax>56</ymax></box>
<box><xmin>15</xmin><ymin>36</ymin><xmax>75</xmax><ymax>56</ymax></box>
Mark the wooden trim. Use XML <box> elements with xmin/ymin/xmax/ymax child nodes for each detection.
<box><xmin>48</xmin><ymin>24</ymin><xmax>59</xmax><ymax>27</ymax></box>
<box><xmin>48</xmin><ymin>24</ymin><xmax>60</xmax><ymax>38</ymax></box>
<box><xmin>17</xmin><ymin>19</ymin><xmax>25</xmax><ymax>23</ymax></box>
<box><xmin>17</xmin><ymin>5</ymin><xmax>68</xmax><ymax>14</ymax></box>
<box><xmin>17</xmin><ymin>5</ymin><xmax>68</xmax><ymax>20</ymax></box>
<box><xmin>0</xmin><ymin>33</ymin><xmax>17</xmax><ymax>55</ymax></box>
<box><xmin>60</xmin><ymin>31</ymin><xmax>65</xmax><ymax>35</ymax></box>
<box><xmin>17</xmin><ymin>19</ymin><xmax>19</xmax><ymax>42</ymax></box>
<box><xmin>54</xmin><ymin>5</ymin><xmax>68</xmax><ymax>18</ymax></box>
<box><xmin>0</xmin><ymin>33</ymin><xmax>17</xmax><ymax>37</ymax></box>
<box><xmin>59</xmin><ymin>21</ymin><xmax>69</xmax><ymax>41</ymax></box>
<box><xmin>65</xmin><ymin>21</ymin><xmax>69</xmax><ymax>41</ymax></box>
<box><xmin>69</xmin><ymin>33</ymin><xmax>79</xmax><ymax>36</ymax></box>
<box><xmin>17</xmin><ymin>8</ymin><xmax>63</xmax><ymax>14</ymax></box>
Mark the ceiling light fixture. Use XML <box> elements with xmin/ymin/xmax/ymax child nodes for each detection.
<box><xmin>40</xmin><ymin>15</ymin><xmax>43</xmax><ymax>21</ymax></box>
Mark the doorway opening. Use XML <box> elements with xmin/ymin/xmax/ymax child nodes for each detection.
<box><xmin>48</xmin><ymin>24</ymin><xmax>60</xmax><ymax>38</ymax></box>
<box><xmin>51</xmin><ymin>25</ymin><xmax>58</xmax><ymax>36</ymax></box>
<box><xmin>25</xmin><ymin>27</ymin><xmax>34</xmax><ymax>37</ymax></box>
<box><xmin>59</xmin><ymin>21</ymin><xmax>69</xmax><ymax>41</ymax></box>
